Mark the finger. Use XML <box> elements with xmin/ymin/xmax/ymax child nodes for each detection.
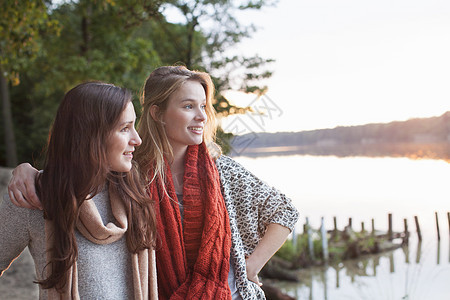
<box><xmin>7</xmin><ymin>189</ymin><xmax>17</xmax><ymax>206</ymax></box>
<box><xmin>8</xmin><ymin>189</ymin><xmax>35</xmax><ymax>210</ymax></box>
<box><xmin>24</xmin><ymin>181</ymin><xmax>42</xmax><ymax>210</ymax></box>
<box><xmin>8</xmin><ymin>178</ymin><xmax>39</xmax><ymax>210</ymax></box>
<box><xmin>8</xmin><ymin>170</ymin><xmax>42</xmax><ymax>210</ymax></box>
<box><xmin>249</xmin><ymin>275</ymin><xmax>262</xmax><ymax>286</ymax></box>
<box><xmin>255</xmin><ymin>277</ymin><xmax>262</xmax><ymax>286</ymax></box>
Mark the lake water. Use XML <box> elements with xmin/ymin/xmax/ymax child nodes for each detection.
<box><xmin>232</xmin><ymin>154</ymin><xmax>450</xmax><ymax>299</ymax></box>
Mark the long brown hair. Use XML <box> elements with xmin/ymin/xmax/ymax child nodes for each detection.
<box><xmin>135</xmin><ymin>66</ymin><xmax>218</xmax><ymax>183</ymax></box>
<box><xmin>37</xmin><ymin>82</ymin><xmax>156</xmax><ymax>290</ymax></box>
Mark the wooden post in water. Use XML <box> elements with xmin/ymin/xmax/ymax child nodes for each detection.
<box><xmin>361</xmin><ymin>222</ymin><xmax>365</xmax><ymax>233</ymax></box>
<box><xmin>416</xmin><ymin>240</ymin><xmax>422</xmax><ymax>263</ymax></box>
<box><xmin>447</xmin><ymin>212</ymin><xmax>450</xmax><ymax>236</ymax></box>
<box><xmin>388</xmin><ymin>213</ymin><xmax>393</xmax><ymax>240</ymax></box>
<box><xmin>306</xmin><ymin>217</ymin><xmax>315</xmax><ymax>260</ymax></box>
<box><xmin>320</xmin><ymin>217</ymin><xmax>329</xmax><ymax>262</ymax></box>
<box><xmin>292</xmin><ymin>226</ymin><xmax>297</xmax><ymax>252</ymax></box>
<box><xmin>402</xmin><ymin>241</ymin><xmax>410</xmax><ymax>263</ymax></box>
<box><xmin>437</xmin><ymin>239</ymin><xmax>441</xmax><ymax>265</ymax></box>
<box><xmin>371</xmin><ymin>219</ymin><xmax>375</xmax><ymax>236</ymax></box>
<box><xmin>403</xmin><ymin>218</ymin><xmax>409</xmax><ymax>244</ymax></box>
<box><xmin>414</xmin><ymin>216</ymin><xmax>422</xmax><ymax>241</ymax></box>
<box><xmin>435</xmin><ymin>212</ymin><xmax>441</xmax><ymax>241</ymax></box>
<box><xmin>333</xmin><ymin>216</ymin><xmax>338</xmax><ymax>233</ymax></box>
<box><xmin>348</xmin><ymin>218</ymin><xmax>352</xmax><ymax>229</ymax></box>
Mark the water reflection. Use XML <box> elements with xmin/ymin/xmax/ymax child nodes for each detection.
<box><xmin>273</xmin><ymin>237</ymin><xmax>450</xmax><ymax>299</ymax></box>
<box><xmin>437</xmin><ymin>241</ymin><xmax>441</xmax><ymax>265</ymax></box>
<box><xmin>402</xmin><ymin>243</ymin><xmax>409</xmax><ymax>264</ymax></box>
<box><xmin>233</xmin><ymin>142</ymin><xmax>450</xmax><ymax>163</ymax></box>
<box><xmin>416</xmin><ymin>240</ymin><xmax>422</xmax><ymax>264</ymax></box>
<box><xmin>234</xmin><ymin>155</ymin><xmax>450</xmax><ymax>299</ymax></box>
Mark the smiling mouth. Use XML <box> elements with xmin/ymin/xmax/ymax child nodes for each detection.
<box><xmin>188</xmin><ymin>127</ymin><xmax>203</xmax><ymax>132</ymax></box>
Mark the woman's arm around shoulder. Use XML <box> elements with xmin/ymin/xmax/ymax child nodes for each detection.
<box><xmin>7</xmin><ymin>163</ymin><xmax>41</xmax><ymax>210</ymax></box>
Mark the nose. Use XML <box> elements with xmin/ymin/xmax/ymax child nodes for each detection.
<box><xmin>130</xmin><ymin>128</ymin><xmax>142</xmax><ymax>146</ymax></box>
<box><xmin>195</xmin><ymin>107</ymin><xmax>207</xmax><ymax>122</ymax></box>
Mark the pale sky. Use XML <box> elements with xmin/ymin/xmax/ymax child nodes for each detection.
<box><xmin>218</xmin><ymin>0</ymin><xmax>450</xmax><ymax>133</ymax></box>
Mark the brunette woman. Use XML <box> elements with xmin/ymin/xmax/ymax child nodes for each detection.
<box><xmin>1</xmin><ymin>82</ymin><xmax>157</xmax><ymax>299</ymax></box>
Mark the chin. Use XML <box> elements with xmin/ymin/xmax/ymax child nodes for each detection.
<box><xmin>112</xmin><ymin>164</ymin><xmax>132</xmax><ymax>173</ymax></box>
<box><xmin>193</xmin><ymin>137</ymin><xmax>204</xmax><ymax>145</ymax></box>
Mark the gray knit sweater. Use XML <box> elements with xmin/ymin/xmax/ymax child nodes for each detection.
<box><xmin>0</xmin><ymin>190</ymin><xmax>134</xmax><ymax>299</ymax></box>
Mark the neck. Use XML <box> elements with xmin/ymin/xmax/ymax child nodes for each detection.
<box><xmin>170</xmin><ymin>145</ymin><xmax>187</xmax><ymax>194</ymax></box>
<box><xmin>170</xmin><ymin>144</ymin><xmax>187</xmax><ymax>174</ymax></box>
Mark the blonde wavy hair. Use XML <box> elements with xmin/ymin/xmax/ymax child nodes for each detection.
<box><xmin>134</xmin><ymin>66</ymin><xmax>219</xmax><ymax>184</ymax></box>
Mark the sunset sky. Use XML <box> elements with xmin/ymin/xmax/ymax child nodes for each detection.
<box><xmin>217</xmin><ymin>0</ymin><xmax>450</xmax><ymax>133</ymax></box>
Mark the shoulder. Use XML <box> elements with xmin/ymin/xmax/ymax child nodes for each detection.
<box><xmin>0</xmin><ymin>193</ymin><xmax>44</xmax><ymax>256</ymax></box>
<box><xmin>1</xmin><ymin>193</ymin><xmax>28</xmax><ymax>216</ymax></box>
<box><xmin>215</xmin><ymin>154</ymin><xmax>233</xmax><ymax>166</ymax></box>
<box><xmin>215</xmin><ymin>155</ymin><xmax>268</xmax><ymax>191</ymax></box>
<box><xmin>216</xmin><ymin>155</ymin><xmax>246</xmax><ymax>181</ymax></box>
<box><xmin>215</xmin><ymin>155</ymin><xmax>248</xmax><ymax>174</ymax></box>
<box><xmin>1</xmin><ymin>193</ymin><xmax>43</xmax><ymax>224</ymax></box>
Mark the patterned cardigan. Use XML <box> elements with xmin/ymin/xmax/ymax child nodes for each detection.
<box><xmin>215</xmin><ymin>155</ymin><xmax>299</xmax><ymax>300</ymax></box>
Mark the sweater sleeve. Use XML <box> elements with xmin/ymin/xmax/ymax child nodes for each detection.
<box><xmin>0</xmin><ymin>193</ymin><xmax>32</xmax><ymax>276</ymax></box>
<box><xmin>216</xmin><ymin>156</ymin><xmax>299</xmax><ymax>241</ymax></box>
<box><xmin>258</xmin><ymin>184</ymin><xmax>299</xmax><ymax>232</ymax></box>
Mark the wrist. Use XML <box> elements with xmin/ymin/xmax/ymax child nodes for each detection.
<box><xmin>246</xmin><ymin>254</ymin><xmax>264</xmax><ymax>275</ymax></box>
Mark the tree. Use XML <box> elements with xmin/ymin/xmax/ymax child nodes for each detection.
<box><xmin>149</xmin><ymin>0</ymin><xmax>276</xmax><ymax>115</ymax></box>
<box><xmin>0</xmin><ymin>0</ymin><xmax>59</xmax><ymax>166</ymax></box>
<box><xmin>144</xmin><ymin>0</ymin><xmax>277</xmax><ymax>152</ymax></box>
<box><xmin>2</xmin><ymin>0</ymin><xmax>275</xmax><ymax>165</ymax></box>
<box><xmin>4</xmin><ymin>0</ymin><xmax>165</xmax><ymax>167</ymax></box>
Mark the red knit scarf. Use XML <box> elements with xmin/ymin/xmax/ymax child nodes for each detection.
<box><xmin>149</xmin><ymin>143</ymin><xmax>232</xmax><ymax>300</ymax></box>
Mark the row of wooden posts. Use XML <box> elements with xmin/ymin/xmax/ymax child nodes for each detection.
<box><xmin>294</xmin><ymin>211</ymin><xmax>450</xmax><ymax>261</ymax></box>
<box><xmin>401</xmin><ymin>211</ymin><xmax>450</xmax><ymax>241</ymax></box>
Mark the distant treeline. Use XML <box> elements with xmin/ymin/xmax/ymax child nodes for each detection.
<box><xmin>231</xmin><ymin>111</ymin><xmax>450</xmax><ymax>160</ymax></box>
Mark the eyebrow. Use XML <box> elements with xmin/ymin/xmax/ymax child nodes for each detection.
<box><xmin>118</xmin><ymin>120</ymin><xmax>134</xmax><ymax>127</ymax></box>
<box><xmin>180</xmin><ymin>98</ymin><xmax>206</xmax><ymax>103</ymax></box>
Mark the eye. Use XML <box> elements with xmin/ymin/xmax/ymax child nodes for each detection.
<box><xmin>120</xmin><ymin>126</ymin><xmax>130</xmax><ymax>132</ymax></box>
<box><xmin>184</xmin><ymin>104</ymin><xmax>193</xmax><ymax>109</ymax></box>
<box><xmin>201</xmin><ymin>104</ymin><xmax>207</xmax><ymax>110</ymax></box>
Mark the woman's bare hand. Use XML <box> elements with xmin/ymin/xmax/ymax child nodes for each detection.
<box><xmin>245</xmin><ymin>257</ymin><xmax>263</xmax><ymax>286</ymax></box>
<box><xmin>7</xmin><ymin>163</ymin><xmax>41</xmax><ymax>210</ymax></box>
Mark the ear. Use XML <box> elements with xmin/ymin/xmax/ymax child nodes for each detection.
<box><xmin>150</xmin><ymin>105</ymin><xmax>160</xmax><ymax>122</ymax></box>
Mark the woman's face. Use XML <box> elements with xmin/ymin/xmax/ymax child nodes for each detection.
<box><xmin>160</xmin><ymin>80</ymin><xmax>207</xmax><ymax>152</ymax></box>
<box><xmin>106</xmin><ymin>102</ymin><xmax>142</xmax><ymax>172</ymax></box>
